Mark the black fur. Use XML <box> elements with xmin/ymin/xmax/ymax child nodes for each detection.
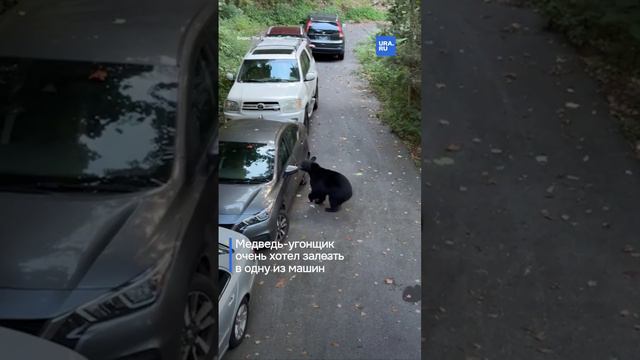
<box><xmin>300</xmin><ymin>156</ymin><xmax>352</xmax><ymax>212</ymax></box>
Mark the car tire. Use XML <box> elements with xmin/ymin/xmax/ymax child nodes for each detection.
<box><xmin>229</xmin><ymin>296</ymin><xmax>250</xmax><ymax>349</ymax></box>
<box><xmin>180</xmin><ymin>273</ymin><xmax>216</xmax><ymax>360</ymax></box>
<box><xmin>274</xmin><ymin>209</ymin><xmax>289</xmax><ymax>243</ymax></box>
<box><xmin>313</xmin><ymin>84</ymin><xmax>319</xmax><ymax>110</ymax></box>
<box><xmin>338</xmin><ymin>52</ymin><xmax>344</xmax><ymax>60</ymax></box>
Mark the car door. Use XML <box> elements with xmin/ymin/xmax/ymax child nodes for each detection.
<box><xmin>276</xmin><ymin>127</ymin><xmax>296</xmax><ymax>210</ymax></box>
<box><xmin>299</xmin><ymin>49</ymin><xmax>315</xmax><ymax>111</ymax></box>
<box><xmin>218</xmin><ymin>268</ymin><xmax>237</xmax><ymax>352</ymax></box>
<box><xmin>284</xmin><ymin>125</ymin><xmax>304</xmax><ymax>208</ymax></box>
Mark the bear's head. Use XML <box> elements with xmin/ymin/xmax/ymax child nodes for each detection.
<box><xmin>300</xmin><ymin>156</ymin><xmax>320</xmax><ymax>173</ymax></box>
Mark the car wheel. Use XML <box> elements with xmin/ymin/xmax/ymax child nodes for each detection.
<box><xmin>274</xmin><ymin>209</ymin><xmax>289</xmax><ymax>243</ymax></box>
<box><xmin>180</xmin><ymin>274</ymin><xmax>216</xmax><ymax>360</ymax></box>
<box><xmin>313</xmin><ymin>84</ymin><xmax>318</xmax><ymax>110</ymax></box>
<box><xmin>229</xmin><ymin>297</ymin><xmax>249</xmax><ymax>349</ymax></box>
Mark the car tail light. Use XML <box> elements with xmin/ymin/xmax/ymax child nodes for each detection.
<box><xmin>305</xmin><ymin>19</ymin><xmax>312</xmax><ymax>32</ymax></box>
<box><xmin>337</xmin><ymin>22</ymin><xmax>344</xmax><ymax>38</ymax></box>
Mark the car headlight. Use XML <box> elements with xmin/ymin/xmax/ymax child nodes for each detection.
<box><xmin>52</xmin><ymin>256</ymin><xmax>171</xmax><ymax>341</ymax></box>
<box><xmin>281</xmin><ymin>98</ymin><xmax>303</xmax><ymax>113</ymax></box>
<box><xmin>237</xmin><ymin>207</ymin><xmax>272</xmax><ymax>232</ymax></box>
<box><xmin>224</xmin><ymin>100</ymin><xmax>240</xmax><ymax>112</ymax></box>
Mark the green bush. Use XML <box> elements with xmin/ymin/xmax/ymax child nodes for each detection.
<box><xmin>355</xmin><ymin>39</ymin><xmax>421</xmax><ymax>147</ymax></box>
<box><xmin>344</xmin><ymin>6</ymin><xmax>386</xmax><ymax>22</ymax></box>
<box><xmin>536</xmin><ymin>0</ymin><xmax>640</xmax><ymax>72</ymax></box>
<box><xmin>218</xmin><ymin>13</ymin><xmax>265</xmax><ymax>113</ymax></box>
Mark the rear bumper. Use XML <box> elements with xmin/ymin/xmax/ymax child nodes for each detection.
<box><xmin>310</xmin><ymin>41</ymin><xmax>344</xmax><ymax>55</ymax></box>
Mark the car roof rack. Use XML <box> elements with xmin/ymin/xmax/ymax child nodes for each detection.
<box><xmin>309</xmin><ymin>13</ymin><xmax>339</xmax><ymax>22</ymax></box>
<box><xmin>253</xmin><ymin>36</ymin><xmax>303</xmax><ymax>50</ymax></box>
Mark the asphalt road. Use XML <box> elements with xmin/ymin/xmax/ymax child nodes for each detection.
<box><xmin>225</xmin><ymin>23</ymin><xmax>422</xmax><ymax>360</ymax></box>
<box><xmin>423</xmin><ymin>1</ymin><xmax>640</xmax><ymax>359</ymax></box>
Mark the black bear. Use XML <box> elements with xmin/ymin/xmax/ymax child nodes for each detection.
<box><xmin>299</xmin><ymin>156</ymin><xmax>353</xmax><ymax>212</ymax></box>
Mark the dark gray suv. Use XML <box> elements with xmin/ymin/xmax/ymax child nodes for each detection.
<box><xmin>0</xmin><ymin>1</ymin><xmax>219</xmax><ymax>359</ymax></box>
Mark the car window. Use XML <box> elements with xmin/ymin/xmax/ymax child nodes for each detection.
<box><xmin>0</xmin><ymin>58</ymin><xmax>178</xmax><ymax>186</ymax></box>
<box><xmin>218</xmin><ymin>269</ymin><xmax>231</xmax><ymax>298</ymax></box>
<box><xmin>277</xmin><ymin>134</ymin><xmax>291</xmax><ymax>173</ymax></box>
<box><xmin>238</xmin><ymin>59</ymin><xmax>300</xmax><ymax>83</ymax></box>
<box><xmin>190</xmin><ymin>50</ymin><xmax>216</xmax><ymax>155</ymax></box>
<box><xmin>300</xmin><ymin>51</ymin><xmax>311</xmax><ymax>76</ymax></box>
<box><xmin>284</xmin><ymin>126</ymin><xmax>298</xmax><ymax>153</ymax></box>
<box><xmin>308</xmin><ymin>22</ymin><xmax>339</xmax><ymax>34</ymax></box>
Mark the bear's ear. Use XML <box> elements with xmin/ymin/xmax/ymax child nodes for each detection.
<box><xmin>310</xmin><ymin>156</ymin><xmax>317</xmax><ymax>162</ymax></box>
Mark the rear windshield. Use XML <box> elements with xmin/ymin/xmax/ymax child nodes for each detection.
<box><xmin>308</xmin><ymin>22</ymin><xmax>339</xmax><ymax>34</ymax></box>
<box><xmin>0</xmin><ymin>58</ymin><xmax>178</xmax><ymax>187</ymax></box>
<box><xmin>238</xmin><ymin>59</ymin><xmax>300</xmax><ymax>83</ymax></box>
<box><xmin>219</xmin><ymin>142</ymin><xmax>275</xmax><ymax>183</ymax></box>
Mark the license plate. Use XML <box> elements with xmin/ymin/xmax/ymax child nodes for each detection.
<box><xmin>316</xmin><ymin>36</ymin><xmax>329</xmax><ymax>41</ymax></box>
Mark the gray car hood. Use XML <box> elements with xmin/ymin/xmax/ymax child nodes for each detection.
<box><xmin>219</xmin><ymin>183</ymin><xmax>272</xmax><ymax>224</ymax></box>
<box><xmin>0</xmin><ymin>190</ymin><xmax>175</xmax><ymax>291</ymax></box>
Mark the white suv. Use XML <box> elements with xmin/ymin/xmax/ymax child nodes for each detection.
<box><xmin>224</xmin><ymin>37</ymin><xmax>318</xmax><ymax>128</ymax></box>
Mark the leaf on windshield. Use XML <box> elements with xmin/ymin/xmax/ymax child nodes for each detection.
<box><xmin>89</xmin><ymin>67</ymin><xmax>108</xmax><ymax>81</ymax></box>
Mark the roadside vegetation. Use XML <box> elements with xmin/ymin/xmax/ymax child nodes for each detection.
<box><xmin>356</xmin><ymin>0</ymin><xmax>421</xmax><ymax>160</ymax></box>
<box><xmin>218</xmin><ymin>0</ymin><xmax>386</xmax><ymax>113</ymax></box>
<box><xmin>533</xmin><ymin>0</ymin><xmax>640</xmax><ymax>150</ymax></box>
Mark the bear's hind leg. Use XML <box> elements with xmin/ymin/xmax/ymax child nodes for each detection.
<box><xmin>325</xmin><ymin>197</ymin><xmax>342</xmax><ymax>212</ymax></box>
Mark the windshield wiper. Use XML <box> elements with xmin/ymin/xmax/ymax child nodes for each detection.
<box><xmin>0</xmin><ymin>184</ymin><xmax>52</xmax><ymax>194</ymax></box>
<box><xmin>34</xmin><ymin>176</ymin><xmax>163</xmax><ymax>193</ymax></box>
<box><xmin>219</xmin><ymin>178</ymin><xmax>268</xmax><ymax>184</ymax></box>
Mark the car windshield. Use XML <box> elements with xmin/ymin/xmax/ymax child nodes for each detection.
<box><xmin>308</xmin><ymin>22</ymin><xmax>339</xmax><ymax>34</ymax></box>
<box><xmin>238</xmin><ymin>59</ymin><xmax>300</xmax><ymax>83</ymax></box>
<box><xmin>0</xmin><ymin>58</ymin><xmax>178</xmax><ymax>191</ymax></box>
<box><xmin>219</xmin><ymin>142</ymin><xmax>275</xmax><ymax>184</ymax></box>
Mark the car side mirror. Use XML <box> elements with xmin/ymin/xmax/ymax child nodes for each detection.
<box><xmin>305</xmin><ymin>72</ymin><xmax>317</xmax><ymax>81</ymax></box>
<box><xmin>225</xmin><ymin>72</ymin><xmax>235</xmax><ymax>81</ymax></box>
<box><xmin>284</xmin><ymin>165</ymin><xmax>299</xmax><ymax>176</ymax></box>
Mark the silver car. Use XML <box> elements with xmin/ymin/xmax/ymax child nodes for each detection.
<box><xmin>218</xmin><ymin>227</ymin><xmax>256</xmax><ymax>359</ymax></box>
<box><xmin>218</xmin><ymin>119</ymin><xmax>309</xmax><ymax>242</ymax></box>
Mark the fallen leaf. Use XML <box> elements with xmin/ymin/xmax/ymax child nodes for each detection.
<box><xmin>565</xmin><ymin>102</ymin><xmax>580</xmax><ymax>109</ymax></box>
<box><xmin>275</xmin><ymin>278</ymin><xmax>287</xmax><ymax>288</ymax></box>
<box><xmin>88</xmin><ymin>68</ymin><xmax>108</xmax><ymax>81</ymax></box>
<box><xmin>535</xmin><ymin>155</ymin><xmax>548</xmax><ymax>163</ymax></box>
<box><xmin>384</xmin><ymin>277</ymin><xmax>395</xmax><ymax>285</ymax></box>
<box><xmin>446</xmin><ymin>144</ymin><xmax>462</xmax><ymax>152</ymax></box>
<box><xmin>433</xmin><ymin>157</ymin><xmax>455</xmax><ymax>166</ymax></box>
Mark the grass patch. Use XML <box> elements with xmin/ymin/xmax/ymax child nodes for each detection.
<box><xmin>218</xmin><ymin>6</ymin><xmax>265</xmax><ymax>113</ymax></box>
<box><xmin>344</xmin><ymin>6</ymin><xmax>387</xmax><ymax>22</ymax></box>
<box><xmin>533</xmin><ymin>0</ymin><xmax>640</xmax><ymax>146</ymax></box>
<box><xmin>355</xmin><ymin>38</ymin><xmax>421</xmax><ymax>158</ymax></box>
